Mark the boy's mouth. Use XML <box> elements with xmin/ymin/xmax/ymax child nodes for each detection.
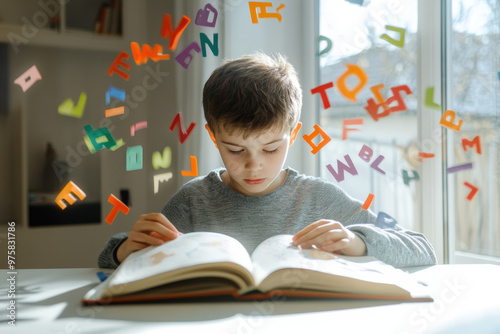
<box><xmin>244</xmin><ymin>178</ymin><xmax>265</xmax><ymax>185</ymax></box>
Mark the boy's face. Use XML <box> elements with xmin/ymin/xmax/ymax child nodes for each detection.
<box><xmin>213</xmin><ymin>126</ymin><xmax>295</xmax><ymax>196</ymax></box>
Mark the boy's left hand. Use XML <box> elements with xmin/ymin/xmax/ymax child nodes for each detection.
<box><xmin>292</xmin><ymin>220</ymin><xmax>367</xmax><ymax>256</ymax></box>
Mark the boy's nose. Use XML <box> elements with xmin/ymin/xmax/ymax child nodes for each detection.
<box><xmin>245</xmin><ymin>156</ymin><xmax>262</xmax><ymax>171</ymax></box>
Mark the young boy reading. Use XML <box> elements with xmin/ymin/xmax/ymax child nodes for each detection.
<box><xmin>98</xmin><ymin>52</ymin><xmax>437</xmax><ymax>269</ymax></box>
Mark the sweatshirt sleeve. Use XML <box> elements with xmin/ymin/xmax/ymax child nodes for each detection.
<box><xmin>97</xmin><ymin>232</ymin><xmax>129</xmax><ymax>269</ymax></box>
<box><xmin>347</xmin><ymin>212</ymin><xmax>438</xmax><ymax>268</ymax></box>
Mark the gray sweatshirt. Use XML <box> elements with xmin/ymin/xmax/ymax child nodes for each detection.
<box><xmin>98</xmin><ymin>168</ymin><xmax>437</xmax><ymax>269</ymax></box>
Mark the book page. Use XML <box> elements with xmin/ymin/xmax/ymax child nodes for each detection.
<box><xmin>250</xmin><ymin>235</ymin><xmax>423</xmax><ymax>292</ymax></box>
<box><xmin>107</xmin><ymin>232</ymin><xmax>254</xmax><ymax>290</ymax></box>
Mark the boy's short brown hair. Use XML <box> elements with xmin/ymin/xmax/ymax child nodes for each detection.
<box><xmin>203</xmin><ymin>52</ymin><xmax>302</xmax><ymax>138</ymax></box>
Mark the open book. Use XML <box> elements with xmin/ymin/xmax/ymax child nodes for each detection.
<box><xmin>82</xmin><ymin>232</ymin><xmax>432</xmax><ymax>304</ymax></box>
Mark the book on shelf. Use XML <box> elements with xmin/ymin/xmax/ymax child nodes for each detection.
<box><xmin>94</xmin><ymin>0</ymin><xmax>121</xmax><ymax>35</ymax></box>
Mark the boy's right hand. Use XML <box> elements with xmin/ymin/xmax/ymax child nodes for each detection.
<box><xmin>116</xmin><ymin>213</ymin><xmax>181</xmax><ymax>263</ymax></box>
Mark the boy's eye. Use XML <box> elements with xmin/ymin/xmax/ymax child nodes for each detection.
<box><xmin>264</xmin><ymin>148</ymin><xmax>279</xmax><ymax>155</ymax></box>
<box><xmin>229</xmin><ymin>149</ymin><xmax>244</xmax><ymax>155</ymax></box>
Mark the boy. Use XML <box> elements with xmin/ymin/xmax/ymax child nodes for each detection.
<box><xmin>98</xmin><ymin>53</ymin><xmax>437</xmax><ymax>269</ymax></box>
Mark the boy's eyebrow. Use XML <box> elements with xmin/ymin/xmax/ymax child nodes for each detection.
<box><xmin>221</xmin><ymin>139</ymin><xmax>285</xmax><ymax>146</ymax></box>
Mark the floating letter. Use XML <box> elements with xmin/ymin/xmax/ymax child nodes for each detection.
<box><xmin>362</xmin><ymin>193</ymin><xmax>375</xmax><ymax>210</ymax></box>
<box><xmin>154</xmin><ymin>172</ymin><xmax>173</xmax><ymax>194</ymax></box>
<box><xmin>152</xmin><ymin>146</ymin><xmax>172</xmax><ymax>170</ymax></box>
<box><xmin>317</xmin><ymin>36</ymin><xmax>333</xmax><ymax>56</ymax></box>
<box><xmin>464</xmin><ymin>182</ymin><xmax>478</xmax><ymax>201</ymax></box>
<box><xmin>58</xmin><ymin>92</ymin><xmax>87</xmax><ymax>118</ymax></box>
<box><xmin>130</xmin><ymin>121</ymin><xmax>148</xmax><ymax>136</ymax></box>
<box><xmin>310</xmin><ymin>82</ymin><xmax>334</xmax><ymax>110</ymax></box>
<box><xmin>402</xmin><ymin>170</ymin><xmax>420</xmax><ymax>186</ymax></box>
<box><xmin>337</xmin><ymin>64</ymin><xmax>367</xmax><ymax>102</ymax></box>
<box><xmin>440</xmin><ymin>110</ymin><xmax>463</xmax><ymax>132</ymax></box>
<box><xmin>461</xmin><ymin>136</ymin><xmax>481</xmax><ymax>154</ymax></box>
<box><xmin>302</xmin><ymin>124</ymin><xmax>331</xmax><ymax>155</ymax></box>
<box><xmin>160</xmin><ymin>14</ymin><xmax>191</xmax><ymax>51</ymax></box>
<box><xmin>447</xmin><ymin>162</ymin><xmax>473</xmax><ymax>174</ymax></box>
<box><xmin>248</xmin><ymin>2</ymin><xmax>285</xmax><ymax>24</ymax></box>
<box><xmin>55</xmin><ymin>181</ymin><xmax>86</xmax><ymax>210</ymax></box>
<box><xmin>107</xmin><ymin>51</ymin><xmax>131</xmax><ymax>80</ymax></box>
<box><xmin>326</xmin><ymin>155</ymin><xmax>358</xmax><ymax>182</ymax></box>
<box><xmin>181</xmin><ymin>155</ymin><xmax>199</xmax><ymax>177</ymax></box>
<box><xmin>105</xmin><ymin>194</ymin><xmax>130</xmax><ymax>224</ymax></box>
<box><xmin>126</xmin><ymin>145</ymin><xmax>143</xmax><ymax>171</ymax></box>
<box><xmin>130</xmin><ymin>42</ymin><xmax>170</xmax><ymax>65</ymax></box>
<box><xmin>200</xmin><ymin>33</ymin><xmax>219</xmax><ymax>57</ymax></box>
<box><xmin>106</xmin><ymin>86</ymin><xmax>126</xmax><ymax>104</ymax></box>
<box><xmin>169</xmin><ymin>113</ymin><xmax>196</xmax><ymax>144</ymax></box>
<box><xmin>342</xmin><ymin>119</ymin><xmax>363</xmax><ymax>140</ymax></box>
<box><xmin>195</xmin><ymin>4</ymin><xmax>218</xmax><ymax>27</ymax></box>
<box><xmin>14</xmin><ymin>65</ymin><xmax>42</xmax><ymax>92</ymax></box>
<box><xmin>380</xmin><ymin>25</ymin><xmax>406</xmax><ymax>48</ymax></box>
<box><xmin>424</xmin><ymin>86</ymin><xmax>441</xmax><ymax>110</ymax></box>
<box><xmin>84</xmin><ymin>125</ymin><xmax>117</xmax><ymax>152</ymax></box>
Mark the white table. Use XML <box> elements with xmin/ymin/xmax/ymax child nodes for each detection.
<box><xmin>1</xmin><ymin>265</ymin><xmax>499</xmax><ymax>333</ymax></box>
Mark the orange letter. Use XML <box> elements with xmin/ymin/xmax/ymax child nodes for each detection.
<box><xmin>362</xmin><ymin>193</ymin><xmax>375</xmax><ymax>210</ymax></box>
<box><xmin>341</xmin><ymin>118</ymin><xmax>363</xmax><ymax>140</ymax></box>
<box><xmin>105</xmin><ymin>194</ymin><xmax>130</xmax><ymax>224</ymax></box>
<box><xmin>107</xmin><ymin>51</ymin><xmax>131</xmax><ymax>80</ymax></box>
<box><xmin>181</xmin><ymin>156</ymin><xmax>198</xmax><ymax>177</ymax></box>
<box><xmin>130</xmin><ymin>42</ymin><xmax>170</xmax><ymax>65</ymax></box>
<box><xmin>336</xmin><ymin>64</ymin><xmax>367</xmax><ymax>102</ymax></box>
<box><xmin>302</xmin><ymin>124</ymin><xmax>331</xmax><ymax>155</ymax></box>
<box><xmin>440</xmin><ymin>110</ymin><xmax>463</xmax><ymax>132</ymax></box>
<box><xmin>160</xmin><ymin>14</ymin><xmax>190</xmax><ymax>51</ymax></box>
<box><xmin>55</xmin><ymin>181</ymin><xmax>86</xmax><ymax>210</ymax></box>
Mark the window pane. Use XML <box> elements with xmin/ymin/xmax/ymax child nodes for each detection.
<box><xmin>318</xmin><ymin>0</ymin><xmax>419</xmax><ymax>230</ymax></box>
<box><xmin>449</xmin><ymin>0</ymin><xmax>500</xmax><ymax>257</ymax></box>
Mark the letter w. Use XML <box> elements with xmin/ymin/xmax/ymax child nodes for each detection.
<box><xmin>326</xmin><ymin>155</ymin><xmax>358</xmax><ymax>182</ymax></box>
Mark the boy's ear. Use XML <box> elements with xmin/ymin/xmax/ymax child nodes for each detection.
<box><xmin>289</xmin><ymin>122</ymin><xmax>302</xmax><ymax>147</ymax></box>
<box><xmin>205</xmin><ymin>124</ymin><xmax>218</xmax><ymax>148</ymax></box>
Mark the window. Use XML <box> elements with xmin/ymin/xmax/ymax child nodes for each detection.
<box><xmin>318</xmin><ymin>0</ymin><xmax>500</xmax><ymax>264</ymax></box>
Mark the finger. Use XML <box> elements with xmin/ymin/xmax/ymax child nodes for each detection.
<box><xmin>132</xmin><ymin>220</ymin><xmax>180</xmax><ymax>241</ymax></box>
<box><xmin>293</xmin><ymin>220</ymin><xmax>331</xmax><ymax>244</ymax></box>
<box><xmin>140</xmin><ymin>213</ymin><xmax>181</xmax><ymax>233</ymax></box>
<box><xmin>298</xmin><ymin>228</ymin><xmax>348</xmax><ymax>250</ymax></box>
<box><xmin>316</xmin><ymin>238</ymin><xmax>350</xmax><ymax>254</ymax></box>
<box><xmin>294</xmin><ymin>221</ymin><xmax>340</xmax><ymax>246</ymax></box>
<box><xmin>127</xmin><ymin>231</ymin><xmax>165</xmax><ymax>249</ymax></box>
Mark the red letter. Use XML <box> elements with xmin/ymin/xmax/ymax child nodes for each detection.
<box><xmin>169</xmin><ymin>113</ymin><xmax>196</xmax><ymax>144</ymax></box>
<box><xmin>130</xmin><ymin>42</ymin><xmax>170</xmax><ymax>65</ymax></box>
<box><xmin>310</xmin><ymin>82</ymin><xmax>334</xmax><ymax>110</ymax></box>
<box><xmin>461</xmin><ymin>136</ymin><xmax>481</xmax><ymax>154</ymax></box>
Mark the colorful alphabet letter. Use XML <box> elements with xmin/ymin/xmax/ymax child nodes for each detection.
<box><xmin>195</xmin><ymin>4</ymin><xmax>218</xmax><ymax>27</ymax></box>
<box><xmin>160</xmin><ymin>14</ymin><xmax>191</xmax><ymax>51</ymax></box>
<box><xmin>302</xmin><ymin>124</ymin><xmax>331</xmax><ymax>155</ymax></box>
<box><xmin>249</xmin><ymin>2</ymin><xmax>285</xmax><ymax>24</ymax></box>
<box><xmin>461</xmin><ymin>136</ymin><xmax>481</xmax><ymax>154</ymax></box>
<box><xmin>337</xmin><ymin>64</ymin><xmax>367</xmax><ymax>102</ymax></box>
<box><xmin>326</xmin><ymin>155</ymin><xmax>358</xmax><ymax>182</ymax></box>
<box><xmin>181</xmin><ymin>155</ymin><xmax>199</xmax><ymax>177</ymax></box>
<box><xmin>380</xmin><ymin>25</ymin><xmax>406</xmax><ymax>48</ymax></box>
<box><xmin>311</xmin><ymin>82</ymin><xmax>334</xmax><ymax>110</ymax></box>
<box><xmin>108</xmin><ymin>51</ymin><xmax>131</xmax><ymax>80</ymax></box>
<box><xmin>200</xmin><ymin>33</ymin><xmax>219</xmax><ymax>57</ymax></box>
<box><xmin>317</xmin><ymin>35</ymin><xmax>333</xmax><ymax>56</ymax></box>
<box><xmin>130</xmin><ymin>42</ymin><xmax>170</xmax><ymax>65</ymax></box>
<box><xmin>84</xmin><ymin>125</ymin><xmax>117</xmax><ymax>152</ymax></box>
<box><xmin>169</xmin><ymin>113</ymin><xmax>196</xmax><ymax>144</ymax></box>
<box><xmin>365</xmin><ymin>85</ymin><xmax>412</xmax><ymax>121</ymax></box>
<box><xmin>106</xmin><ymin>86</ymin><xmax>126</xmax><ymax>104</ymax></box>
<box><xmin>130</xmin><ymin>121</ymin><xmax>148</xmax><ymax>136</ymax></box>
<box><xmin>105</xmin><ymin>194</ymin><xmax>130</xmax><ymax>224</ymax></box>
<box><xmin>440</xmin><ymin>110</ymin><xmax>463</xmax><ymax>132</ymax></box>
<box><xmin>175</xmin><ymin>41</ymin><xmax>201</xmax><ymax>69</ymax></box>
<box><xmin>105</xmin><ymin>106</ymin><xmax>125</xmax><ymax>118</ymax></box>
<box><xmin>152</xmin><ymin>146</ymin><xmax>172</xmax><ymax>170</ymax></box>
<box><xmin>464</xmin><ymin>182</ymin><xmax>478</xmax><ymax>201</ymax></box>
<box><xmin>342</xmin><ymin>119</ymin><xmax>363</xmax><ymax>140</ymax></box>
<box><xmin>402</xmin><ymin>170</ymin><xmax>420</xmax><ymax>186</ymax></box>
<box><xmin>424</xmin><ymin>86</ymin><xmax>441</xmax><ymax>110</ymax></box>
<box><xmin>447</xmin><ymin>162</ymin><xmax>473</xmax><ymax>174</ymax></box>
<box><xmin>154</xmin><ymin>172</ymin><xmax>173</xmax><ymax>194</ymax></box>
<box><xmin>14</xmin><ymin>65</ymin><xmax>42</xmax><ymax>92</ymax></box>
<box><xmin>55</xmin><ymin>181</ymin><xmax>86</xmax><ymax>210</ymax></box>
<box><xmin>362</xmin><ymin>193</ymin><xmax>375</xmax><ymax>210</ymax></box>
<box><xmin>58</xmin><ymin>92</ymin><xmax>87</xmax><ymax>119</ymax></box>
<box><xmin>126</xmin><ymin>145</ymin><xmax>143</xmax><ymax>171</ymax></box>
<box><xmin>418</xmin><ymin>152</ymin><xmax>435</xmax><ymax>163</ymax></box>
<box><xmin>358</xmin><ymin>145</ymin><xmax>386</xmax><ymax>175</ymax></box>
